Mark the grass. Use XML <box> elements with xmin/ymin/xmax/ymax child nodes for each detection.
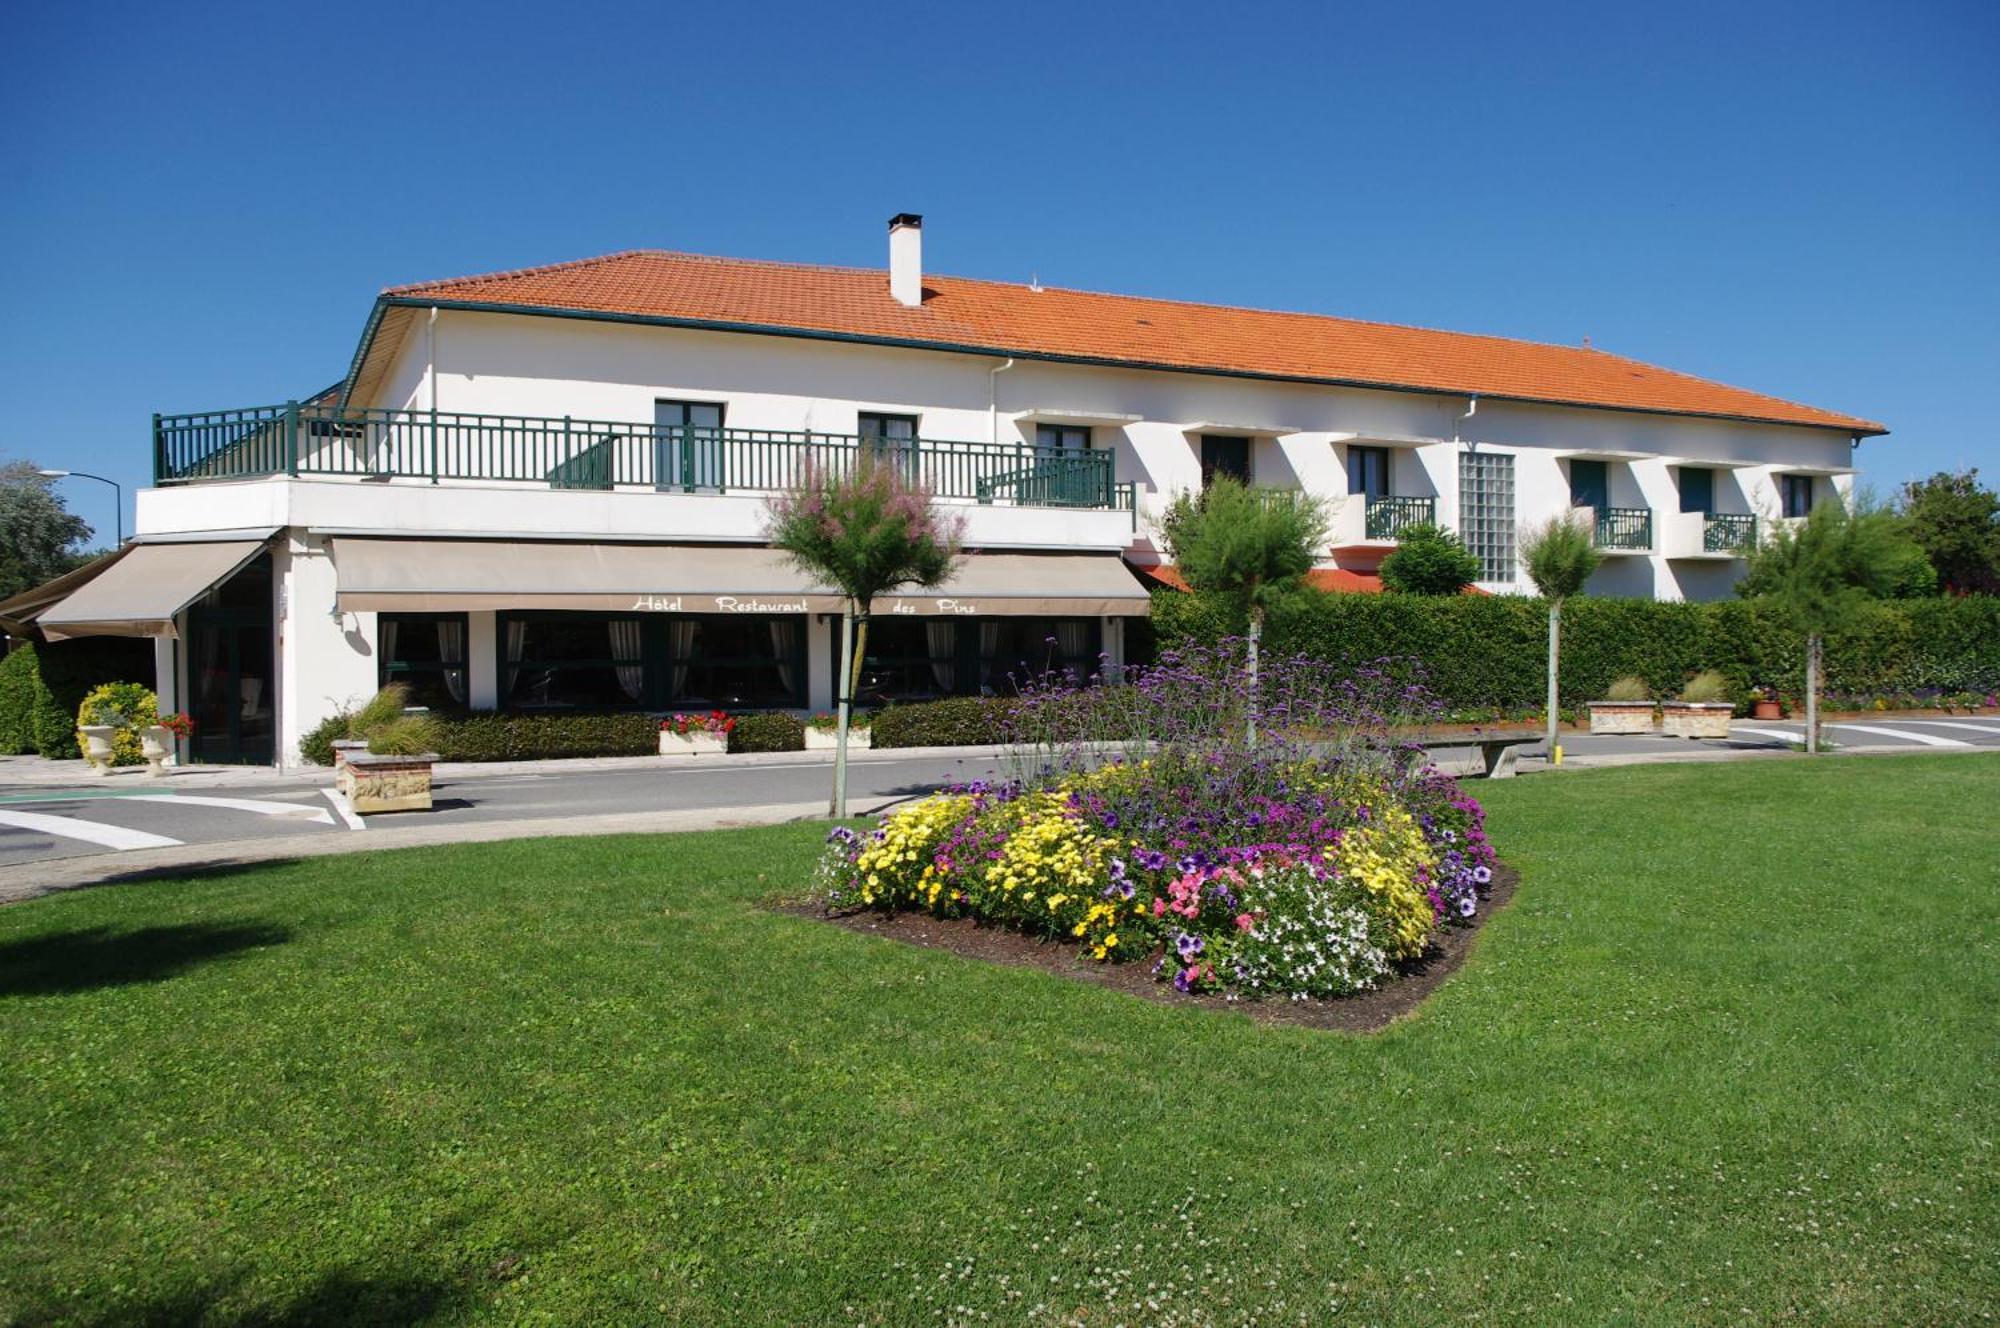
<box><xmin>2</xmin><ymin>755</ymin><xmax>1995</xmax><ymax>1326</ymax></box>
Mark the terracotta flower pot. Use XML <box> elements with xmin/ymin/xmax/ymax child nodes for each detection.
<box><xmin>1752</xmin><ymin>700</ymin><xmax>1783</xmax><ymax>720</ymax></box>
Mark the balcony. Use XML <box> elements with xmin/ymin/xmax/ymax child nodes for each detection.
<box><xmin>152</xmin><ymin>404</ymin><xmax>1135</xmax><ymax>512</ymax></box>
<box><xmin>1662</xmin><ymin>510</ymin><xmax>1757</xmax><ymax>560</ymax></box>
<box><xmin>1583</xmin><ymin>506</ymin><xmax>1653</xmax><ymax>554</ymax></box>
<box><xmin>1363</xmin><ymin>495</ymin><xmax>1436</xmax><ymax>540</ymax></box>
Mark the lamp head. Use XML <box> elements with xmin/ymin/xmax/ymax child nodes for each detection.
<box><xmin>37</xmin><ymin>468</ymin><xmax>69</xmax><ymax>479</ymax></box>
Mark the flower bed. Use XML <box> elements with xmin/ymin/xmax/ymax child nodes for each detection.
<box><xmin>812</xmin><ymin>645</ymin><xmax>1501</xmax><ymax>1003</ymax></box>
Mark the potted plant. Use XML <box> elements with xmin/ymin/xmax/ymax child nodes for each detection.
<box><xmin>660</xmin><ymin>710</ymin><xmax>734</xmax><ymax>756</ymax></box>
<box><xmin>331</xmin><ymin>686</ymin><xmax>409</xmax><ymax>778</ymax></box>
<box><xmin>1661</xmin><ymin>670</ymin><xmax>1735</xmax><ymax>739</ymax></box>
<box><xmin>139</xmin><ymin>712</ymin><xmax>195</xmax><ymax>776</ymax></box>
<box><xmin>344</xmin><ymin>713</ymin><xmax>442</xmax><ymax>813</ymax></box>
<box><xmin>75</xmin><ymin>681</ymin><xmax>158</xmax><ymax>775</ymax></box>
<box><xmin>804</xmin><ymin>711</ymin><xmax>870</xmax><ymax>751</ymax></box>
<box><xmin>1586</xmin><ymin>676</ymin><xmax>1656</xmax><ymax>735</ymax></box>
<box><xmin>1749</xmin><ymin>685</ymin><xmax>1785</xmax><ymax>721</ymax></box>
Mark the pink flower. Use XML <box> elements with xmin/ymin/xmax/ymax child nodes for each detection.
<box><xmin>1151</xmin><ymin>897</ymin><xmax>1168</xmax><ymax>917</ymax></box>
<box><xmin>1234</xmin><ymin>913</ymin><xmax>1255</xmax><ymax>932</ymax></box>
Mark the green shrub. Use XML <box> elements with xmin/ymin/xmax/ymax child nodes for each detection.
<box><xmin>0</xmin><ymin>645</ymin><xmax>39</xmax><ymax>755</ymax></box>
<box><xmin>365</xmin><ymin>713</ymin><xmax>441</xmax><ymax>757</ymax></box>
<box><xmin>298</xmin><ymin>710</ymin><xmax>350</xmax><ymax>765</ymax></box>
<box><xmin>1604</xmin><ymin>675</ymin><xmax>1651</xmax><ymax>702</ymax></box>
<box><xmin>729</xmin><ymin>712</ymin><xmax>804</xmax><ymax>753</ymax></box>
<box><xmin>429</xmin><ymin>712</ymin><xmax>659</xmax><ymax>762</ymax></box>
<box><xmin>872</xmin><ymin>696</ymin><xmax>1018</xmax><ymax>748</ymax></box>
<box><xmin>28</xmin><ymin>638</ymin><xmax>153</xmax><ymax>759</ymax></box>
<box><xmin>1378</xmin><ymin>523</ymin><xmax>1483</xmax><ymax>595</ymax></box>
<box><xmin>348</xmin><ymin>685</ymin><xmax>410</xmax><ymax>740</ymax></box>
<box><xmin>1679</xmin><ymin>670</ymin><xmax>1732</xmax><ymax>703</ymax></box>
<box><xmin>76</xmin><ymin>681</ymin><xmax>158</xmax><ymax>767</ymax></box>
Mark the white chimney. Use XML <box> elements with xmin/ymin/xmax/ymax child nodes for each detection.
<box><xmin>888</xmin><ymin>213</ymin><xmax>923</xmax><ymax>307</ymax></box>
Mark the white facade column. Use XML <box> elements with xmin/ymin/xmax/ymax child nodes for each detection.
<box><xmin>807</xmin><ymin>613</ymin><xmax>837</xmax><ymax>711</ymax></box>
<box><xmin>281</xmin><ymin>530</ymin><xmax>379</xmax><ymax>765</ymax></box>
<box><xmin>152</xmin><ymin>637</ymin><xmax>176</xmax><ymax>715</ymax></box>
<box><xmin>1101</xmin><ymin>616</ymin><xmax>1124</xmax><ymax>676</ymax></box>
<box><xmin>467</xmin><ymin>610</ymin><xmax>498</xmax><ymax>710</ymax></box>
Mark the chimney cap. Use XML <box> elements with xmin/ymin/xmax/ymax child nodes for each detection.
<box><xmin>888</xmin><ymin>212</ymin><xmax>923</xmax><ymax>229</ymax></box>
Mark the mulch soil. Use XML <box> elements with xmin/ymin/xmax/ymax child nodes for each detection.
<box><xmin>785</xmin><ymin>862</ymin><xmax>1519</xmax><ymax>1033</ymax></box>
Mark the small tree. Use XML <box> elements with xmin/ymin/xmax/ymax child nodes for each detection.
<box><xmin>1378</xmin><ymin>522</ymin><xmax>1481</xmax><ymax>595</ymax></box>
<box><xmin>767</xmin><ymin>456</ymin><xmax>964</xmax><ymax>815</ymax></box>
<box><xmin>1738</xmin><ymin>498</ymin><xmax>1922</xmax><ymax>753</ymax></box>
<box><xmin>1158</xmin><ymin>476</ymin><xmax>1329</xmax><ymax>745</ymax></box>
<box><xmin>1900</xmin><ymin>468</ymin><xmax>2000</xmax><ymax>595</ymax></box>
<box><xmin>0</xmin><ymin>461</ymin><xmax>93</xmax><ymax>600</ymax></box>
<box><xmin>1518</xmin><ymin>514</ymin><xmax>1603</xmax><ymax>759</ymax></box>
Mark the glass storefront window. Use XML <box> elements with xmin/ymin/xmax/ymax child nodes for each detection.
<box><xmin>502</xmin><ymin>615</ymin><xmax>645</xmax><ymax>710</ymax></box>
<box><xmin>379</xmin><ymin>613</ymin><xmax>469</xmax><ymax>711</ymax></box>
<box><xmin>837</xmin><ymin>617</ymin><xmax>1103</xmax><ymax>705</ymax></box>
<box><xmin>669</xmin><ymin>615</ymin><xmax>804</xmax><ymax>708</ymax></box>
<box><xmin>496</xmin><ymin>612</ymin><xmax>807</xmax><ymax>711</ymax></box>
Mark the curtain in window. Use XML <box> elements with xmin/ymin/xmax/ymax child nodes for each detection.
<box><xmin>379</xmin><ymin>618</ymin><xmax>399</xmax><ymax>672</ymax></box>
<box><xmin>978</xmin><ymin>622</ymin><xmax>1000</xmax><ymax>696</ymax></box>
<box><xmin>768</xmin><ymin>619</ymin><xmax>800</xmax><ymax>699</ymax></box>
<box><xmin>1054</xmin><ymin>621</ymin><xmax>1090</xmax><ymax>681</ymax></box>
<box><xmin>925</xmin><ymin>621</ymin><xmax>956</xmax><ymax>693</ymax></box>
<box><xmin>505</xmin><ymin>620</ymin><xmax>527</xmax><ymax>696</ymax></box>
<box><xmin>608</xmin><ymin>620</ymin><xmax>644</xmax><ymax>702</ymax></box>
<box><xmin>668</xmin><ymin>619</ymin><xmax>699</xmax><ymax>700</ymax></box>
<box><xmin>436</xmin><ymin>619</ymin><xmax>466</xmax><ymax>703</ymax></box>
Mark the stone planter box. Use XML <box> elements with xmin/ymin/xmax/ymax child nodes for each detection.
<box><xmin>659</xmin><ymin>730</ymin><xmax>728</xmax><ymax>756</ymax></box>
<box><xmin>138</xmin><ymin>725</ymin><xmax>177</xmax><ymax>777</ymax></box>
<box><xmin>1661</xmin><ymin>701</ymin><xmax>1734</xmax><ymax>739</ymax></box>
<box><xmin>78</xmin><ymin>724</ymin><xmax>119</xmax><ymax>775</ymax></box>
<box><xmin>1586</xmin><ymin>702</ymin><xmax>1655</xmax><ymax>735</ymax></box>
<box><xmin>344</xmin><ymin>752</ymin><xmax>439</xmax><ymax>813</ymax></box>
<box><xmin>804</xmin><ymin>726</ymin><xmax>871</xmax><ymax>751</ymax></box>
<box><xmin>331</xmin><ymin>738</ymin><xmax>369</xmax><ymax>795</ymax></box>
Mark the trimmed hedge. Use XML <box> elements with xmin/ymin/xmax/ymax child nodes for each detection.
<box><xmin>1151</xmin><ymin>588</ymin><xmax>2000</xmax><ymax>710</ymax></box>
<box><xmin>729</xmin><ymin>712</ymin><xmax>804</xmax><ymax>753</ymax></box>
<box><xmin>872</xmin><ymin>696</ymin><xmax>1018</xmax><ymax>748</ymax></box>
<box><xmin>0</xmin><ymin>639</ymin><xmax>155</xmax><ymax>760</ymax></box>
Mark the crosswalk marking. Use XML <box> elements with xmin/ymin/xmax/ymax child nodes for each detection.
<box><xmin>1726</xmin><ymin>726</ymin><xmax>1801</xmax><ymax>743</ymax></box>
<box><xmin>320</xmin><ymin>788</ymin><xmax>368</xmax><ymax>831</ymax></box>
<box><xmin>1829</xmin><ymin>723</ymin><xmax>1972</xmax><ymax>748</ymax></box>
<box><xmin>0</xmin><ymin>809</ymin><xmax>182</xmax><ymax>852</ymax></box>
<box><xmin>124</xmin><ymin>794</ymin><xmax>334</xmax><ymax>824</ymax></box>
<box><xmin>1892</xmin><ymin>719</ymin><xmax>2000</xmax><ymax>736</ymax></box>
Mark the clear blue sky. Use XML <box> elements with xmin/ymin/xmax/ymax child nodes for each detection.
<box><xmin>3</xmin><ymin>0</ymin><xmax>1994</xmax><ymax>547</ymax></box>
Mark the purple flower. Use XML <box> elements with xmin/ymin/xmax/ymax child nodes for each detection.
<box><xmin>1173</xmin><ymin>966</ymin><xmax>1195</xmax><ymax>994</ymax></box>
<box><xmin>1472</xmin><ymin>865</ymin><xmax>1492</xmax><ymax>885</ymax></box>
<box><xmin>1176</xmin><ymin>932</ymin><xmax>1204</xmax><ymax>960</ymax></box>
<box><xmin>1457</xmin><ymin>896</ymin><xmax>1477</xmax><ymax>918</ymax></box>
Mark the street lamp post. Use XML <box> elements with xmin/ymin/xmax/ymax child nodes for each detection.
<box><xmin>37</xmin><ymin>469</ymin><xmax>122</xmax><ymax>547</ymax></box>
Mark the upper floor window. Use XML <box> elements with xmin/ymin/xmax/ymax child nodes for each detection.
<box><xmin>1035</xmin><ymin>423</ymin><xmax>1091</xmax><ymax>452</ymax></box>
<box><xmin>1348</xmin><ymin>445</ymin><xmax>1391</xmax><ymax>501</ymax></box>
<box><xmin>1200</xmin><ymin>435</ymin><xmax>1251</xmax><ymax>488</ymax></box>
<box><xmin>1568</xmin><ymin>459</ymin><xmax>1609</xmax><ymax>510</ymax></box>
<box><xmin>1678</xmin><ymin>466</ymin><xmax>1716</xmax><ymax>515</ymax></box>
<box><xmin>859</xmin><ymin>412</ymin><xmax>919</xmax><ymax>459</ymax></box>
<box><xmin>1780</xmin><ymin>474</ymin><xmax>1815</xmax><ymax>519</ymax></box>
<box><xmin>656</xmin><ymin>399</ymin><xmax>725</xmax><ymax>491</ymax></box>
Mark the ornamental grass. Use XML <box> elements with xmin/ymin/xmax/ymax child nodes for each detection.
<box><xmin>814</xmin><ymin>642</ymin><xmax>1498</xmax><ymax>1000</ymax></box>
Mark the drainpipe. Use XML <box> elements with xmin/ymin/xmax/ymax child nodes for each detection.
<box><xmin>1454</xmin><ymin>395</ymin><xmax>1478</xmax><ymax>446</ymax></box>
<box><xmin>988</xmin><ymin>356</ymin><xmax>1016</xmax><ymax>445</ymax></box>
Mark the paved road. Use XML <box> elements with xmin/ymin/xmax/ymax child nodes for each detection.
<box><xmin>0</xmin><ymin>750</ymin><xmax>1015</xmax><ymax>872</ymax></box>
<box><xmin>3</xmin><ymin>716</ymin><xmax>1997</xmax><ymax>878</ymax></box>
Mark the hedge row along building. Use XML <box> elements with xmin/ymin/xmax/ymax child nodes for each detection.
<box><xmin>2</xmin><ymin>215</ymin><xmax>1885</xmax><ymax>765</ymax></box>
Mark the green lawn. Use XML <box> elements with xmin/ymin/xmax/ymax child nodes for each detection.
<box><xmin>2</xmin><ymin>756</ymin><xmax>1995</xmax><ymax>1326</ymax></box>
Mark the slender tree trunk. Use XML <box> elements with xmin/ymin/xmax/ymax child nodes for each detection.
<box><xmin>1546</xmin><ymin>598</ymin><xmax>1562</xmax><ymax>761</ymax></box>
<box><xmin>831</xmin><ymin>603</ymin><xmax>856</xmax><ymax>817</ymax></box>
<box><xmin>1246</xmin><ymin>604</ymin><xmax>1261</xmax><ymax>749</ymax></box>
<box><xmin>1805</xmin><ymin>631</ymin><xmax>1821</xmax><ymax>756</ymax></box>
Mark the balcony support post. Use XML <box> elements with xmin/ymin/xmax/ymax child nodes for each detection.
<box><xmin>283</xmin><ymin>400</ymin><xmax>299</xmax><ymax>478</ymax></box>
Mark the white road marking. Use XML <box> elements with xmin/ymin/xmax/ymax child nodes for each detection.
<box><xmin>1891</xmin><ymin>719</ymin><xmax>2000</xmax><ymax>736</ymax></box>
<box><xmin>1726</xmin><ymin>727</ymin><xmax>1802</xmax><ymax>743</ymax></box>
<box><xmin>124</xmin><ymin>794</ymin><xmax>334</xmax><ymax>824</ymax></box>
<box><xmin>1828</xmin><ymin>723</ymin><xmax>1972</xmax><ymax>748</ymax></box>
<box><xmin>320</xmin><ymin>788</ymin><xmax>367</xmax><ymax>831</ymax></box>
<box><xmin>0</xmin><ymin>809</ymin><xmax>182</xmax><ymax>852</ymax></box>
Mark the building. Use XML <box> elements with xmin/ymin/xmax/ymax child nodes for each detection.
<box><xmin>7</xmin><ymin>215</ymin><xmax>1885</xmax><ymax>765</ymax></box>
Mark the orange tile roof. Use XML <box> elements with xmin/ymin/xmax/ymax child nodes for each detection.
<box><xmin>379</xmin><ymin>249</ymin><xmax>1884</xmax><ymax>435</ymax></box>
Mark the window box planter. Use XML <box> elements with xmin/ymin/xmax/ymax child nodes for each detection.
<box><xmin>77</xmin><ymin>724</ymin><xmax>119</xmax><ymax>776</ymax></box>
<box><xmin>344</xmin><ymin>752</ymin><xmax>438</xmax><ymax>813</ymax></box>
<box><xmin>804</xmin><ymin>726</ymin><xmax>871</xmax><ymax>751</ymax></box>
<box><xmin>1660</xmin><ymin>701</ymin><xmax>1733</xmax><ymax>739</ymax></box>
<box><xmin>138</xmin><ymin>725</ymin><xmax>177</xmax><ymax>777</ymax></box>
<box><xmin>659</xmin><ymin>730</ymin><xmax>727</xmax><ymax>756</ymax></box>
<box><xmin>1585</xmin><ymin>701</ymin><xmax>1655</xmax><ymax>735</ymax></box>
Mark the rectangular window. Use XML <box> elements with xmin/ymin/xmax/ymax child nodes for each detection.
<box><xmin>501</xmin><ymin>613</ymin><xmax>646</xmax><ymax>710</ymax></box>
<box><xmin>655</xmin><ymin>399</ymin><xmax>726</xmax><ymax>491</ymax></box>
<box><xmin>1200</xmin><ymin>435</ymin><xmax>1251</xmax><ymax>488</ymax></box>
<box><xmin>1347</xmin><ymin>445</ymin><xmax>1390</xmax><ymax>500</ymax></box>
<box><xmin>1568</xmin><ymin>459</ymin><xmax>1609</xmax><ymax>510</ymax></box>
<box><xmin>498</xmin><ymin>611</ymin><xmax>807</xmax><ymax>712</ymax></box>
<box><xmin>1458</xmin><ymin>452</ymin><xmax>1516</xmax><ymax>583</ymax></box>
<box><xmin>379</xmin><ymin>612</ymin><xmax>470</xmax><ymax>711</ymax></box>
<box><xmin>669</xmin><ymin>615</ymin><xmax>805</xmax><ymax>709</ymax></box>
<box><xmin>1781</xmin><ymin>474</ymin><xmax>1814</xmax><ymax>519</ymax></box>
<box><xmin>1035</xmin><ymin>423</ymin><xmax>1091</xmax><ymax>452</ymax></box>
<box><xmin>836</xmin><ymin>617</ymin><xmax>1103</xmax><ymax>706</ymax></box>
<box><xmin>1679</xmin><ymin>466</ymin><xmax>1715</xmax><ymax>515</ymax></box>
<box><xmin>858</xmin><ymin>412</ymin><xmax>920</xmax><ymax>462</ymax></box>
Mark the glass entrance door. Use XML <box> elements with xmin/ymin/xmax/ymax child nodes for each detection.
<box><xmin>185</xmin><ymin>555</ymin><xmax>275</xmax><ymax>765</ymax></box>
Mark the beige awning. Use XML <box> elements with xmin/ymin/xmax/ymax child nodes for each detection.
<box><xmin>0</xmin><ymin>548</ymin><xmax>131</xmax><ymax>637</ymax></box>
<box><xmin>37</xmin><ymin>539</ymin><xmax>270</xmax><ymax>640</ymax></box>
<box><xmin>330</xmin><ymin>539</ymin><xmax>1150</xmax><ymax>617</ymax></box>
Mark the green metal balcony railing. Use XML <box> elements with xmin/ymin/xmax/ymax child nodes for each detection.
<box><xmin>1364</xmin><ymin>494</ymin><xmax>1436</xmax><ymax>540</ymax></box>
<box><xmin>1703</xmin><ymin>512</ymin><xmax>1758</xmax><ymax>553</ymax></box>
<box><xmin>151</xmin><ymin>403</ymin><xmax>1125</xmax><ymax>510</ymax></box>
<box><xmin>1594</xmin><ymin>506</ymin><xmax>1653</xmax><ymax>550</ymax></box>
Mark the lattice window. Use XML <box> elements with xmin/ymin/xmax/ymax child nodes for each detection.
<box><xmin>1458</xmin><ymin>452</ymin><xmax>1516</xmax><ymax>583</ymax></box>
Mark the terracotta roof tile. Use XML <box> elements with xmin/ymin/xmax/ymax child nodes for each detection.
<box><xmin>383</xmin><ymin>250</ymin><xmax>1884</xmax><ymax>435</ymax></box>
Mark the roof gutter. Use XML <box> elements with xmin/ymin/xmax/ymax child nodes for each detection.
<box><xmin>337</xmin><ymin>295</ymin><xmax>1889</xmax><ymax>438</ymax></box>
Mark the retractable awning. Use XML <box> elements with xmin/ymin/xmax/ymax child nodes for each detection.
<box><xmin>36</xmin><ymin>538</ymin><xmax>272</xmax><ymax>641</ymax></box>
<box><xmin>0</xmin><ymin>548</ymin><xmax>130</xmax><ymax>637</ymax></box>
<box><xmin>329</xmin><ymin>539</ymin><xmax>1151</xmax><ymax>617</ymax></box>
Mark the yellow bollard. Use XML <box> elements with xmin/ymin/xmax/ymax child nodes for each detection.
<box><xmin>1552</xmin><ymin>744</ymin><xmax>1563</xmax><ymax>766</ymax></box>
